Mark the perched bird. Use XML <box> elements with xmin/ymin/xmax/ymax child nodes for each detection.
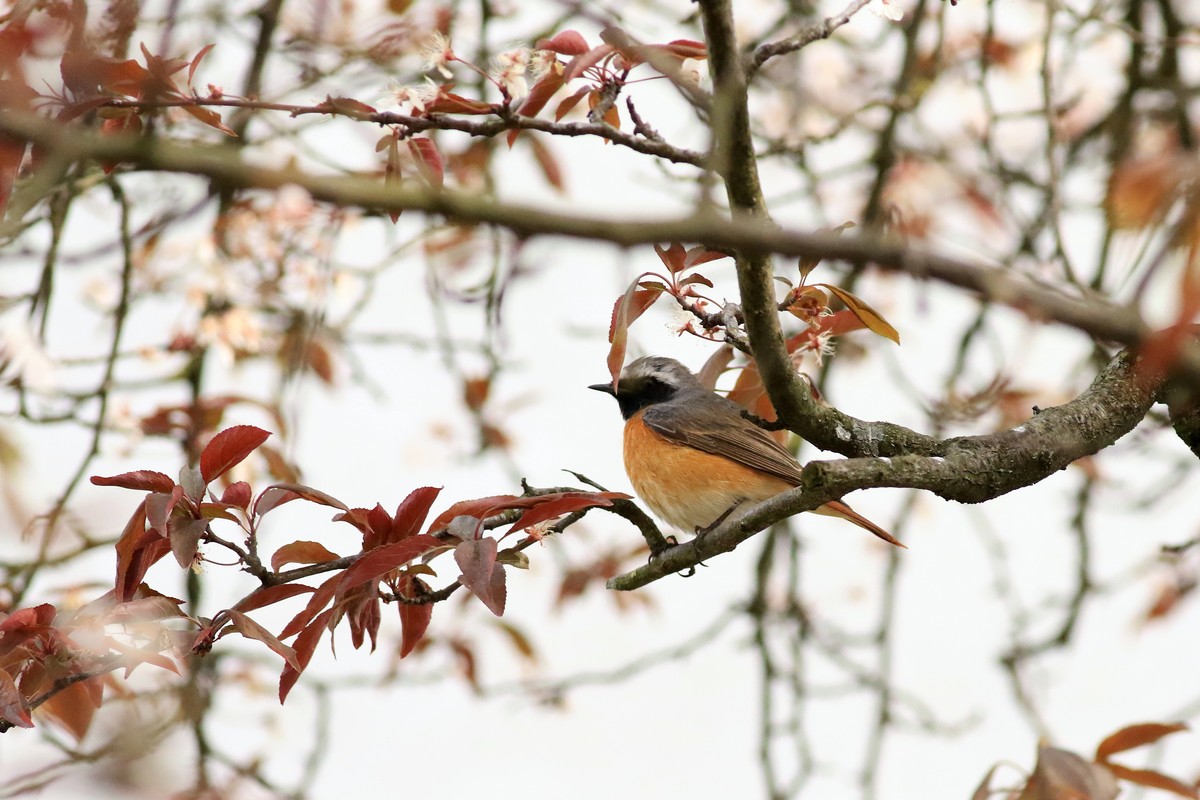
<box><xmin>590</xmin><ymin>356</ymin><xmax>903</xmax><ymax>547</ymax></box>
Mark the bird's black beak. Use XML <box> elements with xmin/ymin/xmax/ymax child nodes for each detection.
<box><xmin>588</xmin><ymin>382</ymin><xmax>616</xmax><ymax>396</ymax></box>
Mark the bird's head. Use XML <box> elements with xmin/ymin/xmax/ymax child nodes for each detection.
<box><xmin>589</xmin><ymin>356</ymin><xmax>704</xmax><ymax>419</ymax></box>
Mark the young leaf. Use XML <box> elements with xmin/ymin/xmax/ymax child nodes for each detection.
<box><xmin>1103</xmin><ymin>763</ymin><xmax>1200</xmax><ymax>799</ymax></box>
<box><xmin>407</xmin><ymin>137</ymin><xmax>444</xmax><ymax>188</ymax></box>
<box><xmin>336</xmin><ymin>534</ymin><xmax>443</xmax><ymax>597</ymax></box>
<box><xmin>169</xmin><ymin>517</ymin><xmax>207</xmax><ymax>569</ymax></box>
<box><xmin>536</xmin><ymin>30</ymin><xmax>590</xmax><ymax>56</ymax></box>
<box><xmin>0</xmin><ymin>668</ymin><xmax>33</xmax><ymax>729</ymax></box>
<box><xmin>114</xmin><ymin>503</ymin><xmax>173</xmax><ymax>602</ymax></box>
<box><xmin>391</xmin><ymin>486</ymin><xmax>442</xmax><ymax>542</ymax></box>
<box><xmin>225</xmin><ymin>610</ymin><xmax>300</xmax><ymax>669</ymax></box>
<box><xmin>528</xmin><ymin>133</ymin><xmax>565</xmax><ymax>191</ymax></box>
<box><xmin>424</xmin><ymin>92</ymin><xmax>494</xmax><ymax>115</ymax></box>
<box><xmin>322</xmin><ymin>95</ymin><xmax>378</xmax><ymax>119</ymax></box>
<box><xmin>199</xmin><ymin>425</ymin><xmax>271</xmax><ymax>484</ymax></box>
<box><xmin>507</xmin><ymin>71</ymin><xmax>566</xmax><ymax>146</ymax></box>
<box><xmin>396</xmin><ymin>574</ymin><xmax>433</xmax><ymax>658</ymax></box>
<box><xmin>454</xmin><ymin>537</ymin><xmax>498</xmax><ymax>606</ymax></box>
<box><xmin>38</xmin><ymin>677</ymin><xmax>102</xmax><ymax>742</ymax></box>
<box><xmin>90</xmin><ymin>470</ymin><xmax>176</xmax><ymax>493</ymax></box>
<box><xmin>181</xmin><ymin>103</ymin><xmax>236</xmax><ymax>137</ymax></box>
<box><xmin>1095</xmin><ymin>722</ymin><xmax>1190</xmax><ymax>761</ymax></box>
<box><xmin>278</xmin><ymin>575</ymin><xmax>340</xmax><ymax>640</ymax></box>
<box><xmin>606</xmin><ymin>278</ymin><xmax>666</xmax><ymax>386</ymax></box>
<box><xmin>654</xmin><ymin>242</ymin><xmax>687</xmax><ymax>274</ymax></box>
<box><xmin>232</xmin><ymin>584</ymin><xmax>314</xmax><ymax>614</ymax></box>
<box><xmin>278</xmin><ymin>607</ymin><xmax>335</xmax><ymax>703</ymax></box>
<box><xmin>554</xmin><ymin>86</ymin><xmax>591</xmax><ymax>121</ymax></box>
<box><xmin>219</xmin><ymin>481</ymin><xmax>252</xmax><ymax>509</ymax></box>
<box><xmin>817</xmin><ymin>284</ymin><xmax>901</xmax><ymax>345</ymax></box>
<box><xmin>563</xmin><ymin>44</ymin><xmax>615</xmax><ymax>83</ymax></box>
<box><xmin>187</xmin><ymin>43</ymin><xmax>215</xmax><ymax>87</ymax></box>
<box><xmin>254</xmin><ymin>482</ymin><xmax>349</xmax><ymax>517</ymax></box>
<box><xmin>427</xmin><ymin>495</ymin><xmax>520</xmax><ymax>534</ymax></box>
<box><xmin>271</xmin><ymin>541</ymin><xmax>342</xmax><ymax>572</ymax></box>
<box><xmin>506</xmin><ymin>491</ymin><xmax>628</xmax><ymax>534</ymax></box>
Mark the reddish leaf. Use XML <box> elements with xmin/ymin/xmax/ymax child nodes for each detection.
<box><xmin>181</xmin><ymin>102</ymin><xmax>236</xmax><ymax>136</ymax></box>
<box><xmin>683</xmin><ymin>245</ymin><xmax>727</xmax><ymax>268</ymax></box>
<box><xmin>654</xmin><ymin>242</ymin><xmax>687</xmax><ymax>273</ymax></box>
<box><xmin>271</xmin><ymin>541</ymin><xmax>342</xmax><ymax>572</ymax></box>
<box><xmin>90</xmin><ymin>470</ymin><xmax>176</xmax><ymax>493</ymax></box>
<box><xmin>553</xmin><ymin>86</ymin><xmax>591</xmax><ymax>121</ymax></box>
<box><xmin>279</xmin><ymin>575</ymin><xmax>339</xmax><ymax>640</ymax></box>
<box><xmin>278</xmin><ymin>607</ymin><xmax>335</xmax><ymax>703</ymax></box>
<box><xmin>199</xmin><ymin>425</ymin><xmax>271</xmax><ymax>484</ymax></box>
<box><xmin>0</xmin><ymin>603</ymin><xmax>55</xmax><ymax>634</ymax></box>
<box><xmin>1104</xmin><ymin>763</ymin><xmax>1199</xmax><ymax>799</ymax></box>
<box><xmin>336</xmin><ymin>534</ymin><xmax>443</xmax><ymax>597</ymax></box>
<box><xmin>606</xmin><ymin>278</ymin><xmax>666</xmax><ymax>387</ymax></box>
<box><xmin>114</xmin><ymin>502</ymin><xmax>172</xmax><ymax>602</ymax></box>
<box><xmin>454</xmin><ymin>537</ymin><xmax>506</xmax><ymax>615</ymax></box>
<box><xmin>365</xmin><ymin>503</ymin><xmax>393</xmax><ymax>548</ymax></box>
<box><xmin>424</xmin><ymin>92</ymin><xmax>494</xmax><ymax>115</ymax></box>
<box><xmin>145</xmin><ymin>485</ymin><xmax>183</xmax><ymax>535</ymax></box>
<box><xmin>254</xmin><ymin>482</ymin><xmax>349</xmax><ymax>517</ymax></box>
<box><xmin>38</xmin><ymin>676</ymin><xmax>103</xmax><ymax>742</ymax></box>
<box><xmin>233</xmin><ymin>583</ymin><xmax>314</xmax><ymax>614</ymax></box>
<box><xmin>226</xmin><ymin>610</ymin><xmax>299</xmax><ymax>669</ymax></box>
<box><xmin>0</xmin><ymin>135</ymin><xmax>27</xmax><ymax>214</ymax></box>
<box><xmin>391</xmin><ymin>486</ymin><xmax>442</xmax><ymax>543</ymax></box>
<box><xmin>1022</xmin><ymin>745</ymin><xmax>1118</xmax><ymax>800</ymax></box>
<box><xmin>563</xmin><ymin>44</ymin><xmax>615</xmax><ymax>83</ymax></box>
<box><xmin>536</xmin><ymin>30</ymin><xmax>590</xmax><ymax>56</ymax></box>
<box><xmin>427</xmin><ymin>495</ymin><xmax>520</xmax><ymax>534</ymax></box>
<box><xmin>507</xmin><ymin>71</ymin><xmax>566</xmax><ymax>146</ymax></box>
<box><xmin>506</xmin><ymin>492</ymin><xmax>627</xmax><ymax>534</ymax></box>
<box><xmin>491</xmin><ymin>619</ymin><xmax>537</xmax><ymax>663</ymax></box>
<box><xmin>396</xmin><ymin>574</ymin><xmax>432</xmax><ymax>658</ymax></box>
<box><xmin>0</xmin><ymin>668</ymin><xmax>33</xmax><ymax>729</ymax></box>
<box><xmin>346</xmin><ymin>593</ymin><xmax>382</xmax><ymax>651</ymax></box>
<box><xmin>678</xmin><ymin>273</ymin><xmax>713</xmax><ymax>288</ymax></box>
<box><xmin>322</xmin><ymin>95</ymin><xmax>378</xmax><ymax>119</ymax></box>
<box><xmin>407</xmin><ymin>137</ymin><xmax>444</xmax><ymax>188</ymax></box>
<box><xmin>817</xmin><ymin>284</ymin><xmax>901</xmax><ymax>344</ymax></box>
<box><xmin>187</xmin><ymin>43</ymin><xmax>215</xmax><ymax>87</ymax></box>
<box><xmin>197</xmin><ymin>503</ymin><xmax>240</xmax><ymax>523</ymax></box>
<box><xmin>528</xmin><ymin>133</ymin><xmax>565</xmax><ymax>191</ymax></box>
<box><xmin>659</xmin><ymin>39</ymin><xmax>708</xmax><ymax>60</ymax></box>
<box><xmin>107</xmin><ymin>640</ymin><xmax>180</xmax><ymax>676</ymax></box>
<box><xmin>219</xmin><ymin>481</ymin><xmax>252</xmax><ymax>509</ymax></box>
<box><xmin>695</xmin><ymin>346</ymin><xmax>735</xmax><ymax>391</ymax></box>
<box><xmin>1096</xmin><ymin>722</ymin><xmax>1190</xmax><ymax>761</ymax></box>
<box><xmin>169</xmin><ymin>517</ymin><xmax>207</xmax><ymax>569</ymax></box>
<box><xmin>105</xmin><ymin>595</ymin><xmax>185</xmax><ymax>622</ymax></box>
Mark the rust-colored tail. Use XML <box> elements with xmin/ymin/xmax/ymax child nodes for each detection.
<box><xmin>815</xmin><ymin>500</ymin><xmax>906</xmax><ymax>548</ymax></box>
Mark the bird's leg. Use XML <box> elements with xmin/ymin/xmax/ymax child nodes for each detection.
<box><xmin>650</xmin><ymin>534</ymin><xmax>679</xmax><ymax>559</ymax></box>
<box><xmin>675</xmin><ymin>502</ymin><xmax>746</xmax><ymax>578</ymax></box>
<box><xmin>694</xmin><ymin>500</ymin><xmax>744</xmax><ymax>539</ymax></box>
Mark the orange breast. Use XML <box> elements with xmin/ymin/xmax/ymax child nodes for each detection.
<box><xmin>623</xmin><ymin>411</ymin><xmax>794</xmax><ymax>532</ymax></box>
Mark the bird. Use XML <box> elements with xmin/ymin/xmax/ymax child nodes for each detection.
<box><xmin>589</xmin><ymin>356</ymin><xmax>903</xmax><ymax>548</ymax></box>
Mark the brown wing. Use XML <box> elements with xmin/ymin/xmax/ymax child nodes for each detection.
<box><xmin>641</xmin><ymin>392</ymin><xmax>804</xmax><ymax>485</ymax></box>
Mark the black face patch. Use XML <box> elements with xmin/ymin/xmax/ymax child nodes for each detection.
<box><xmin>616</xmin><ymin>376</ymin><xmax>677</xmax><ymax>419</ymax></box>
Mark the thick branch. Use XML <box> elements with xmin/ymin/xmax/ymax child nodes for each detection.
<box><xmin>609</xmin><ymin>348</ymin><xmax>1163</xmax><ymax>590</ymax></box>
<box><xmin>3</xmin><ymin>110</ymin><xmax>1197</xmax><ymax>401</ymax></box>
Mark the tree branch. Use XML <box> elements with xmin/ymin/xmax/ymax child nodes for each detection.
<box><xmin>2</xmin><ymin>109</ymin><xmax>1196</xmax><ymax>402</ymax></box>
<box><xmin>608</xmin><ymin>347</ymin><xmax>1163</xmax><ymax>590</ymax></box>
